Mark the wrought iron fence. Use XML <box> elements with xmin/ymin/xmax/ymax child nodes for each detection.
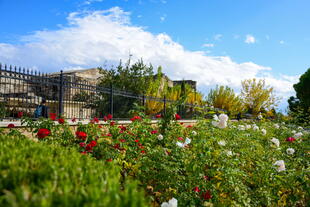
<box><xmin>0</xmin><ymin>63</ymin><xmax>214</xmax><ymax>120</ymax></box>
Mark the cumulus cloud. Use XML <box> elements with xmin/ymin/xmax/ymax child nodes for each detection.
<box><xmin>214</xmin><ymin>34</ymin><xmax>223</xmax><ymax>41</ymax></box>
<box><xmin>0</xmin><ymin>7</ymin><xmax>298</xmax><ymax>107</ymax></box>
<box><xmin>245</xmin><ymin>34</ymin><xmax>256</xmax><ymax>44</ymax></box>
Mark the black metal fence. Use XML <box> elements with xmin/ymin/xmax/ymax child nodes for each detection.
<box><xmin>0</xmin><ymin>63</ymin><xmax>209</xmax><ymax>120</ymax></box>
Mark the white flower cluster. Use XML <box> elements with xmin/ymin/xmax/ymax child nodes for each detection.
<box><xmin>212</xmin><ymin>114</ymin><xmax>229</xmax><ymax>129</ymax></box>
<box><xmin>161</xmin><ymin>198</ymin><xmax>177</xmax><ymax>207</ymax></box>
<box><xmin>157</xmin><ymin>134</ymin><xmax>164</xmax><ymax>140</ymax></box>
<box><xmin>218</xmin><ymin>140</ymin><xmax>226</xmax><ymax>146</ymax></box>
<box><xmin>271</xmin><ymin>138</ymin><xmax>280</xmax><ymax>148</ymax></box>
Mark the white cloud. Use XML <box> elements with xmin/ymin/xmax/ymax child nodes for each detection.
<box><xmin>214</xmin><ymin>34</ymin><xmax>222</xmax><ymax>41</ymax></box>
<box><xmin>82</xmin><ymin>0</ymin><xmax>103</xmax><ymax>5</ymax></box>
<box><xmin>233</xmin><ymin>34</ymin><xmax>240</xmax><ymax>39</ymax></box>
<box><xmin>202</xmin><ymin>43</ymin><xmax>214</xmax><ymax>48</ymax></box>
<box><xmin>0</xmin><ymin>7</ymin><xmax>298</xmax><ymax>108</ymax></box>
<box><xmin>245</xmin><ymin>34</ymin><xmax>256</xmax><ymax>44</ymax></box>
<box><xmin>265</xmin><ymin>35</ymin><xmax>270</xmax><ymax>40</ymax></box>
<box><xmin>279</xmin><ymin>40</ymin><xmax>285</xmax><ymax>44</ymax></box>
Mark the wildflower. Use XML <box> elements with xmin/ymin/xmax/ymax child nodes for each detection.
<box><xmin>201</xmin><ymin>190</ymin><xmax>212</xmax><ymax>200</ymax></box>
<box><xmin>110</xmin><ymin>121</ymin><xmax>115</xmax><ymax>126</ymax></box>
<box><xmin>271</xmin><ymin>138</ymin><xmax>280</xmax><ymax>148</ymax></box>
<box><xmin>286</xmin><ymin>137</ymin><xmax>296</xmax><ymax>142</ymax></box>
<box><xmin>192</xmin><ymin>131</ymin><xmax>197</xmax><ymax>136</ymax></box>
<box><xmin>141</xmin><ymin>150</ymin><xmax>146</xmax><ymax>154</ymax></box>
<box><xmin>120</xmin><ymin>139</ymin><xmax>126</xmax><ymax>143</ymax></box>
<box><xmin>72</xmin><ymin>117</ymin><xmax>76</xmax><ymax>122</ymax></box>
<box><xmin>292</xmin><ymin>130</ymin><xmax>296</xmax><ymax>134</ymax></box>
<box><xmin>161</xmin><ymin>197</ymin><xmax>177</xmax><ymax>207</ymax></box>
<box><xmin>212</xmin><ymin>114</ymin><xmax>228</xmax><ymax>129</ymax></box>
<box><xmin>294</xmin><ymin>132</ymin><xmax>303</xmax><ymax>138</ymax></box>
<box><xmin>175</xmin><ymin>113</ymin><xmax>181</xmax><ymax>120</ymax></box>
<box><xmin>238</xmin><ymin>125</ymin><xmax>245</xmax><ymax>130</ymax></box>
<box><xmin>134</xmin><ymin>139</ymin><xmax>139</xmax><ymax>143</ymax></box>
<box><xmin>76</xmin><ymin>131</ymin><xmax>87</xmax><ymax>140</ymax></box>
<box><xmin>58</xmin><ymin>118</ymin><xmax>65</xmax><ymax>124</ymax></box>
<box><xmin>245</xmin><ymin>124</ymin><xmax>251</xmax><ymax>130</ymax></box>
<box><xmin>151</xmin><ymin>130</ymin><xmax>158</xmax><ymax>134</ymax></box>
<box><xmin>7</xmin><ymin>123</ymin><xmax>15</xmax><ymax>128</ymax></box>
<box><xmin>261</xmin><ymin>129</ymin><xmax>267</xmax><ymax>135</ymax></box>
<box><xmin>177</xmin><ymin>137</ymin><xmax>184</xmax><ymax>141</ymax></box>
<box><xmin>85</xmin><ymin>144</ymin><xmax>93</xmax><ymax>151</ymax></box>
<box><xmin>79</xmin><ymin>142</ymin><xmax>85</xmax><ymax>148</ymax></box>
<box><xmin>155</xmin><ymin>114</ymin><xmax>162</xmax><ymax>118</ymax></box>
<box><xmin>103</xmin><ymin>116</ymin><xmax>108</xmax><ymax>122</ymax></box>
<box><xmin>81</xmin><ymin>151</ymin><xmax>87</xmax><ymax>155</ymax></box>
<box><xmin>257</xmin><ymin>113</ymin><xmax>263</xmax><ymax>120</ymax></box>
<box><xmin>274</xmin><ymin>160</ymin><xmax>286</xmax><ymax>172</ymax></box>
<box><xmin>37</xmin><ymin>128</ymin><xmax>50</xmax><ymax>139</ymax></box>
<box><xmin>218</xmin><ymin>140</ymin><xmax>226</xmax><ymax>146</ymax></box>
<box><xmin>106</xmin><ymin>158</ymin><xmax>112</xmax><ymax>162</ymax></box>
<box><xmin>157</xmin><ymin>134</ymin><xmax>164</xmax><ymax>140</ymax></box>
<box><xmin>286</xmin><ymin>148</ymin><xmax>295</xmax><ymax>155</ymax></box>
<box><xmin>17</xmin><ymin>111</ymin><xmax>23</xmax><ymax>118</ymax></box>
<box><xmin>297</xmin><ymin>126</ymin><xmax>303</xmax><ymax>130</ymax></box>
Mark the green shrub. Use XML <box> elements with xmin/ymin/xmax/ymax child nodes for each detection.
<box><xmin>0</xmin><ymin>134</ymin><xmax>148</xmax><ymax>207</ymax></box>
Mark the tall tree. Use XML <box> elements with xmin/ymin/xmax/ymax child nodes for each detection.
<box><xmin>240</xmin><ymin>78</ymin><xmax>278</xmax><ymax>115</ymax></box>
<box><xmin>207</xmin><ymin>85</ymin><xmax>244</xmax><ymax>115</ymax></box>
<box><xmin>293</xmin><ymin>68</ymin><xmax>310</xmax><ymax>108</ymax></box>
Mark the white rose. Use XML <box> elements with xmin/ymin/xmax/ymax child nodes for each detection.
<box><xmin>192</xmin><ymin>131</ymin><xmax>197</xmax><ymax>136</ymax></box>
<box><xmin>286</xmin><ymin>148</ymin><xmax>295</xmax><ymax>155</ymax></box>
<box><xmin>245</xmin><ymin>124</ymin><xmax>252</xmax><ymax>130</ymax></box>
<box><xmin>161</xmin><ymin>198</ymin><xmax>178</xmax><ymax>207</ymax></box>
<box><xmin>157</xmin><ymin>134</ymin><xmax>164</xmax><ymax>140</ymax></box>
<box><xmin>253</xmin><ymin>125</ymin><xmax>259</xmax><ymax>131</ymax></box>
<box><xmin>238</xmin><ymin>125</ymin><xmax>245</xmax><ymax>130</ymax></box>
<box><xmin>274</xmin><ymin>160</ymin><xmax>286</xmax><ymax>172</ymax></box>
<box><xmin>226</xmin><ymin>150</ymin><xmax>233</xmax><ymax>156</ymax></box>
<box><xmin>274</xmin><ymin>124</ymin><xmax>280</xmax><ymax>129</ymax></box>
<box><xmin>261</xmin><ymin>129</ymin><xmax>267</xmax><ymax>135</ymax></box>
<box><xmin>271</xmin><ymin>138</ymin><xmax>280</xmax><ymax>148</ymax></box>
<box><xmin>219</xmin><ymin>114</ymin><xmax>229</xmax><ymax>122</ymax></box>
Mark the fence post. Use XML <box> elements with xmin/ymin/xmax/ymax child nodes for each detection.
<box><xmin>163</xmin><ymin>95</ymin><xmax>166</xmax><ymax>116</ymax></box>
<box><xmin>109</xmin><ymin>83</ymin><xmax>114</xmax><ymax>116</ymax></box>
<box><xmin>58</xmin><ymin>70</ymin><xmax>64</xmax><ymax>116</ymax></box>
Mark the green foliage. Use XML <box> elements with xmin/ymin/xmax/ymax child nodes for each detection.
<box><xmin>288</xmin><ymin>68</ymin><xmax>310</xmax><ymax>126</ymax></box>
<box><xmin>0</xmin><ymin>134</ymin><xmax>148</xmax><ymax>207</ymax></box>
<box><xmin>0</xmin><ymin>102</ymin><xmax>7</xmax><ymax>119</ymax></box>
<box><xmin>97</xmin><ymin>58</ymin><xmax>154</xmax><ymax>118</ymax></box>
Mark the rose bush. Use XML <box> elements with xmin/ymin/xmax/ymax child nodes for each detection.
<box><xmin>7</xmin><ymin>113</ymin><xmax>310</xmax><ymax>206</ymax></box>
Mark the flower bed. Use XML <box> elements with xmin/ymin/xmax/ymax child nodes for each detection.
<box><xmin>1</xmin><ymin>113</ymin><xmax>309</xmax><ymax>206</ymax></box>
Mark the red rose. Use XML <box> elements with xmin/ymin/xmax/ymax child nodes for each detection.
<box><xmin>58</xmin><ymin>118</ymin><xmax>65</xmax><ymax>124</ymax></box>
<box><xmin>17</xmin><ymin>112</ymin><xmax>23</xmax><ymax>118</ymax></box>
<box><xmin>141</xmin><ymin>150</ymin><xmax>146</xmax><ymax>154</ymax></box>
<box><xmin>106</xmin><ymin>158</ymin><xmax>112</xmax><ymax>162</ymax></box>
<box><xmin>90</xmin><ymin>140</ymin><xmax>97</xmax><ymax>147</ymax></box>
<box><xmin>103</xmin><ymin>116</ymin><xmax>108</xmax><ymax>122</ymax></box>
<box><xmin>85</xmin><ymin>144</ymin><xmax>93</xmax><ymax>151</ymax></box>
<box><xmin>134</xmin><ymin>139</ymin><xmax>139</xmax><ymax>143</ymax></box>
<box><xmin>201</xmin><ymin>190</ymin><xmax>212</xmax><ymax>200</ymax></box>
<box><xmin>130</xmin><ymin>116</ymin><xmax>141</xmax><ymax>122</ymax></box>
<box><xmin>107</xmin><ymin>114</ymin><xmax>113</xmax><ymax>120</ymax></box>
<box><xmin>193</xmin><ymin>186</ymin><xmax>200</xmax><ymax>193</ymax></box>
<box><xmin>81</xmin><ymin>151</ymin><xmax>87</xmax><ymax>155</ymax></box>
<box><xmin>120</xmin><ymin>139</ymin><xmax>126</xmax><ymax>143</ymax></box>
<box><xmin>7</xmin><ymin>123</ymin><xmax>15</xmax><ymax>128</ymax></box>
<box><xmin>76</xmin><ymin>131</ymin><xmax>87</xmax><ymax>140</ymax></box>
<box><xmin>110</xmin><ymin>121</ymin><xmax>115</xmax><ymax>126</ymax></box>
<box><xmin>72</xmin><ymin>118</ymin><xmax>76</xmax><ymax>122</ymax></box>
<box><xmin>49</xmin><ymin>113</ymin><xmax>57</xmax><ymax>121</ymax></box>
<box><xmin>186</xmin><ymin>125</ymin><xmax>192</xmax><ymax>128</ymax></box>
<box><xmin>178</xmin><ymin>137</ymin><xmax>184</xmax><ymax>141</ymax></box>
<box><xmin>286</xmin><ymin>137</ymin><xmax>296</xmax><ymax>142</ymax></box>
<box><xmin>106</xmin><ymin>133</ymin><xmax>112</xmax><ymax>137</ymax></box>
<box><xmin>118</xmin><ymin>126</ymin><xmax>126</xmax><ymax>131</ymax></box>
<box><xmin>175</xmin><ymin>114</ymin><xmax>181</xmax><ymax>120</ymax></box>
<box><xmin>155</xmin><ymin>114</ymin><xmax>162</xmax><ymax>118</ymax></box>
<box><xmin>93</xmin><ymin>117</ymin><xmax>99</xmax><ymax>123</ymax></box>
<box><xmin>79</xmin><ymin>142</ymin><xmax>85</xmax><ymax>148</ymax></box>
<box><xmin>37</xmin><ymin>128</ymin><xmax>50</xmax><ymax>139</ymax></box>
<box><xmin>114</xmin><ymin>143</ymin><xmax>120</xmax><ymax>149</ymax></box>
<box><xmin>151</xmin><ymin>130</ymin><xmax>158</xmax><ymax>134</ymax></box>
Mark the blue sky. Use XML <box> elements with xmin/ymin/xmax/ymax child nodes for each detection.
<box><xmin>0</xmin><ymin>0</ymin><xmax>309</xmax><ymax>110</ymax></box>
